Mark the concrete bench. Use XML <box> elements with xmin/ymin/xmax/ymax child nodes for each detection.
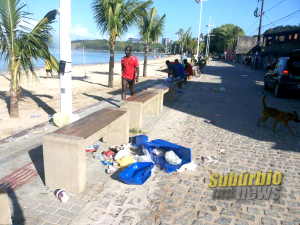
<box><xmin>147</xmin><ymin>79</ymin><xmax>182</xmax><ymax>111</ymax></box>
<box><xmin>120</xmin><ymin>91</ymin><xmax>159</xmax><ymax>130</ymax></box>
<box><xmin>0</xmin><ymin>187</ymin><xmax>11</xmax><ymax>225</ymax></box>
<box><xmin>43</xmin><ymin>108</ymin><xmax>129</xmax><ymax>194</ymax></box>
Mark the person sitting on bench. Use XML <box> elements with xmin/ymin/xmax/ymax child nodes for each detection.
<box><xmin>175</xmin><ymin>59</ymin><xmax>185</xmax><ymax>80</ymax></box>
<box><xmin>183</xmin><ymin>59</ymin><xmax>193</xmax><ymax>77</ymax></box>
<box><xmin>165</xmin><ymin>60</ymin><xmax>181</xmax><ymax>82</ymax></box>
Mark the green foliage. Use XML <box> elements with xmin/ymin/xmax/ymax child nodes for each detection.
<box><xmin>208</xmin><ymin>24</ymin><xmax>244</xmax><ymax>54</ymax></box>
<box><xmin>72</xmin><ymin>39</ymin><xmax>166</xmax><ymax>53</ymax></box>
<box><xmin>264</xmin><ymin>25</ymin><xmax>300</xmax><ymax>35</ymax></box>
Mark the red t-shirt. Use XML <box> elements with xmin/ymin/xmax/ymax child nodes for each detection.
<box><xmin>185</xmin><ymin>63</ymin><xmax>193</xmax><ymax>75</ymax></box>
<box><xmin>121</xmin><ymin>55</ymin><xmax>139</xmax><ymax>80</ymax></box>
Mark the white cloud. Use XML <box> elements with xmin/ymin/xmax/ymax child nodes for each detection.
<box><xmin>71</xmin><ymin>24</ymin><xmax>108</xmax><ymax>40</ymax></box>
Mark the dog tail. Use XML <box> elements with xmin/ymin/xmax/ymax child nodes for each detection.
<box><xmin>261</xmin><ymin>95</ymin><xmax>267</xmax><ymax>108</ymax></box>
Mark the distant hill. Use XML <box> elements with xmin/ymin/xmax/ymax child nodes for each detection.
<box><xmin>71</xmin><ymin>39</ymin><xmax>166</xmax><ymax>53</ymax></box>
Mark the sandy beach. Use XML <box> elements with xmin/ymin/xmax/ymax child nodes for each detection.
<box><xmin>0</xmin><ymin>55</ymin><xmax>178</xmax><ymax>140</ymax></box>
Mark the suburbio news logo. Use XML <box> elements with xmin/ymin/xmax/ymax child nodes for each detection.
<box><xmin>209</xmin><ymin>170</ymin><xmax>282</xmax><ymax>200</ymax></box>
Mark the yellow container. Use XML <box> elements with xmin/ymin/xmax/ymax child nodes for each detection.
<box><xmin>117</xmin><ymin>155</ymin><xmax>134</xmax><ymax>168</ymax></box>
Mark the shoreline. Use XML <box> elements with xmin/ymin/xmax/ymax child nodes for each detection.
<box><xmin>0</xmin><ymin>53</ymin><xmax>171</xmax><ymax>74</ymax></box>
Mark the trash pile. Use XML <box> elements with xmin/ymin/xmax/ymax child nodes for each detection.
<box><xmin>88</xmin><ymin>135</ymin><xmax>197</xmax><ymax>185</ymax></box>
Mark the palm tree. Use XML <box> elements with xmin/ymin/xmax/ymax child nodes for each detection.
<box><xmin>0</xmin><ymin>0</ymin><xmax>58</xmax><ymax>118</ymax></box>
<box><xmin>92</xmin><ymin>0</ymin><xmax>153</xmax><ymax>88</ymax></box>
<box><xmin>177</xmin><ymin>27</ymin><xmax>191</xmax><ymax>61</ymax></box>
<box><xmin>138</xmin><ymin>7</ymin><xmax>165</xmax><ymax>77</ymax></box>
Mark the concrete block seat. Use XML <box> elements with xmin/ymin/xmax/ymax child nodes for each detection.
<box><xmin>43</xmin><ymin>108</ymin><xmax>129</xmax><ymax>193</ymax></box>
<box><xmin>147</xmin><ymin>79</ymin><xmax>183</xmax><ymax>111</ymax></box>
<box><xmin>120</xmin><ymin>91</ymin><xmax>160</xmax><ymax>130</ymax></box>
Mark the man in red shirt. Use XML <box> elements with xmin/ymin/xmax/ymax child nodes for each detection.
<box><xmin>121</xmin><ymin>46</ymin><xmax>140</xmax><ymax>100</ymax></box>
<box><xmin>183</xmin><ymin>59</ymin><xmax>193</xmax><ymax>77</ymax></box>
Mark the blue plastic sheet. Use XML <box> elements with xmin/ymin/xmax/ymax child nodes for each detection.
<box><xmin>144</xmin><ymin>139</ymin><xmax>191</xmax><ymax>173</ymax></box>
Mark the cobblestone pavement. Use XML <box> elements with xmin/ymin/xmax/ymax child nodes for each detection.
<box><xmin>1</xmin><ymin>60</ymin><xmax>300</xmax><ymax>225</ymax></box>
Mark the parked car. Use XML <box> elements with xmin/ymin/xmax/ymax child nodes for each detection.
<box><xmin>264</xmin><ymin>50</ymin><xmax>300</xmax><ymax>97</ymax></box>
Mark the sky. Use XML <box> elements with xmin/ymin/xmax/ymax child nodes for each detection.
<box><xmin>24</xmin><ymin>0</ymin><xmax>300</xmax><ymax>45</ymax></box>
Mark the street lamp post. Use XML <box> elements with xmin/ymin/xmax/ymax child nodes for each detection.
<box><xmin>205</xmin><ymin>17</ymin><xmax>217</xmax><ymax>57</ymax></box>
<box><xmin>59</xmin><ymin>0</ymin><xmax>72</xmax><ymax>117</ymax></box>
<box><xmin>195</xmin><ymin>0</ymin><xmax>207</xmax><ymax>57</ymax></box>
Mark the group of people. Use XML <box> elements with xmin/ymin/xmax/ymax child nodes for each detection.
<box><xmin>165</xmin><ymin>58</ymin><xmax>193</xmax><ymax>82</ymax></box>
<box><xmin>120</xmin><ymin>46</ymin><xmax>195</xmax><ymax>100</ymax></box>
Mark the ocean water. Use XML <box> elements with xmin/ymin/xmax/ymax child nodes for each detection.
<box><xmin>0</xmin><ymin>48</ymin><xmax>164</xmax><ymax>72</ymax></box>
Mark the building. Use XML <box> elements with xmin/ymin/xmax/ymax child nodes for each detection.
<box><xmin>162</xmin><ymin>38</ymin><xmax>170</xmax><ymax>46</ymax></box>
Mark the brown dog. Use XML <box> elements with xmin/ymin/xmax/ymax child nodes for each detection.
<box><xmin>257</xmin><ymin>95</ymin><xmax>300</xmax><ymax>135</ymax></box>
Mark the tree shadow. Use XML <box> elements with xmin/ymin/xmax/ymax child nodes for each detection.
<box><xmin>0</xmin><ymin>186</ymin><xmax>25</xmax><ymax>225</ymax></box>
<box><xmin>0</xmin><ymin>90</ymin><xmax>10</xmax><ymax>113</ymax></box>
<box><xmin>82</xmin><ymin>93</ymin><xmax>120</xmax><ymax>107</ymax></box>
<box><xmin>7</xmin><ymin>187</ymin><xmax>25</xmax><ymax>225</ymax></box>
<box><xmin>20</xmin><ymin>87</ymin><xmax>56</xmax><ymax>115</ymax></box>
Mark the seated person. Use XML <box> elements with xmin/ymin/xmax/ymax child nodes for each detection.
<box><xmin>165</xmin><ymin>60</ymin><xmax>181</xmax><ymax>82</ymax></box>
<box><xmin>183</xmin><ymin>59</ymin><xmax>193</xmax><ymax>76</ymax></box>
<box><xmin>174</xmin><ymin>59</ymin><xmax>185</xmax><ymax>79</ymax></box>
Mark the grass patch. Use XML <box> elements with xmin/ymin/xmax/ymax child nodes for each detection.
<box><xmin>129</xmin><ymin>128</ymin><xmax>146</xmax><ymax>134</ymax></box>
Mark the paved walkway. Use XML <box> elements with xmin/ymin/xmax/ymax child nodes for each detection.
<box><xmin>1</xmin><ymin>60</ymin><xmax>300</xmax><ymax>225</ymax></box>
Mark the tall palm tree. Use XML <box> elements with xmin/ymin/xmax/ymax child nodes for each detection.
<box><xmin>138</xmin><ymin>7</ymin><xmax>165</xmax><ymax>77</ymax></box>
<box><xmin>92</xmin><ymin>0</ymin><xmax>152</xmax><ymax>88</ymax></box>
<box><xmin>0</xmin><ymin>0</ymin><xmax>58</xmax><ymax>118</ymax></box>
<box><xmin>178</xmin><ymin>27</ymin><xmax>191</xmax><ymax>60</ymax></box>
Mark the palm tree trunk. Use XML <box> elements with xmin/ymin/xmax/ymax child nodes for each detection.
<box><xmin>143</xmin><ymin>44</ymin><xmax>149</xmax><ymax>77</ymax></box>
<box><xmin>108</xmin><ymin>41</ymin><xmax>115</xmax><ymax>88</ymax></box>
<box><xmin>9</xmin><ymin>71</ymin><xmax>19</xmax><ymax>118</ymax></box>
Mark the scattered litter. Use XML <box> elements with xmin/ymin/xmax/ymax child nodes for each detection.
<box><xmin>106</xmin><ymin>165</ymin><xmax>116</xmax><ymax>174</ymax></box>
<box><xmin>94</xmin><ymin>155</ymin><xmax>104</xmax><ymax>161</ymax></box>
<box><xmin>23</xmin><ymin>135</ymin><xmax>29</xmax><ymax>139</ymax></box>
<box><xmin>201</xmin><ymin>87</ymin><xmax>205</xmax><ymax>90</ymax></box>
<box><xmin>222</xmin><ymin>104</ymin><xmax>226</xmax><ymax>107</ymax></box>
<box><xmin>117</xmin><ymin>155</ymin><xmax>134</xmax><ymax>168</ymax></box>
<box><xmin>217</xmin><ymin>149</ymin><xmax>226</xmax><ymax>155</ymax></box>
<box><xmin>53</xmin><ymin>112</ymin><xmax>70</xmax><ymax>128</ymax></box>
<box><xmin>210</xmin><ymin>87</ymin><xmax>226</xmax><ymax>92</ymax></box>
<box><xmin>241</xmin><ymin>75</ymin><xmax>248</xmax><ymax>77</ymax></box>
<box><xmin>204</xmin><ymin>119</ymin><xmax>214</xmax><ymax>124</ymax></box>
<box><xmin>213</xmin><ymin>114</ymin><xmax>223</xmax><ymax>117</ymax></box>
<box><xmin>165</xmin><ymin>151</ymin><xmax>182</xmax><ymax>165</ymax></box>
<box><xmin>31</xmin><ymin>115</ymin><xmax>41</xmax><ymax>118</ymax></box>
<box><xmin>86</xmin><ymin>145</ymin><xmax>99</xmax><ymax>152</ymax></box>
<box><xmin>102</xmin><ymin>159</ymin><xmax>114</xmax><ymax>165</ymax></box>
<box><xmin>259</xmin><ymin>92</ymin><xmax>262</xmax><ymax>94</ymax></box>
<box><xmin>177</xmin><ymin>90</ymin><xmax>184</xmax><ymax>93</ymax></box>
<box><xmin>217</xmin><ymin>96</ymin><xmax>222</xmax><ymax>98</ymax></box>
<box><xmin>176</xmin><ymin>162</ymin><xmax>198</xmax><ymax>172</ymax></box>
<box><xmin>104</xmin><ymin>150</ymin><xmax>115</xmax><ymax>157</ymax></box>
<box><xmin>115</xmin><ymin>148</ymin><xmax>130</xmax><ymax>160</ymax></box>
<box><xmin>56</xmin><ymin>189</ymin><xmax>69</xmax><ymax>203</ymax></box>
<box><xmin>202</xmin><ymin>156</ymin><xmax>218</xmax><ymax>163</ymax></box>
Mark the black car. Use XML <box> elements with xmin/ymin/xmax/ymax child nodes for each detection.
<box><xmin>264</xmin><ymin>51</ymin><xmax>300</xmax><ymax>97</ymax></box>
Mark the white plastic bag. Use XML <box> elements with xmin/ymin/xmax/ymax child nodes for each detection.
<box><xmin>176</xmin><ymin>162</ymin><xmax>197</xmax><ymax>172</ymax></box>
<box><xmin>133</xmin><ymin>148</ymin><xmax>153</xmax><ymax>163</ymax></box>
<box><xmin>165</xmin><ymin>150</ymin><xmax>182</xmax><ymax>165</ymax></box>
<box><xmin>53</xmin><ymin>112</ymin><xmax>70</xmax><ymax>128</ymax></box>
